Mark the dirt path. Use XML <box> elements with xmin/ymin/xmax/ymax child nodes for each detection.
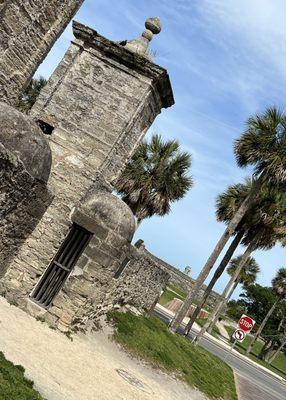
<box><xmin>0</xmin><ymin>297</ymin><xmax>207</xmax><ymax>400</ymax></box>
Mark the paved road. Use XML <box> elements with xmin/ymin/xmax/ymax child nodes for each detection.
<box><xmin>235</xmin><ymin>374</ymin><xmax>277</xmax><ymax>400</ymax></box>
<box><xmin>154</xmin><ymin>309</ymin><xmax>285</xmax><ymax>400</ymax></box>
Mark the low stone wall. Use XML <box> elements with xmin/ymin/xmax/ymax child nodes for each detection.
<box><xmin>105</xmin><ymin>245</ymin><xmax>170</xmax><ymax>314</ymax></box>
<box><xmin>135</xmin><ymin>241</ymin><xmax>220</xmax><ymax>308</ymax></box>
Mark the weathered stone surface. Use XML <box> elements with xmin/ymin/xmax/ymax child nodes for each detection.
<box><xmin>0</xmin><ymin>102</ymin><xmax>51</xmax><ymax>182</ymax></box>
<box><xmin>31</xmin><ymin>20</ymin><xmax>174</xmax><ymax>184</ymax></box>
<box><xmin>0</xmin><ymin>103</ymin><xmax>52</xmax><ymax>279</ymax></box>
<box><xmin>0</xmin><ymin>0</ymin><xmax>85</xmax><ymax>105</ymax></box>
<box><xmin>0</xmin><ymin>17</ymin><xmax>174</xmax><ymax>332</ymax></box>
<box><xmin>135</xmin><ymin>241</ymin><xmax>220</xmax><ymax>307</ymax></box>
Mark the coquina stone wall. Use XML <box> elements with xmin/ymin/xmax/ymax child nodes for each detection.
<box><xmin>101</xmin><ymin>244</ymin><xmax>170</xmax><ymax>316</ymax></box>
<box><xmin>0</xmin><ymin>102</ymin><xmax>52</xmax><ymax>280</ymax></box>
<box><xmin>31</xmin><ymin>21</ymin><xmax>173</xmax><ymax>183</ymax></box>
<box><xmin>0</xmin><ymin>18</ymin><xmax>174</xmax><ymax>331</ymax></box>
<box><xmin>0</xmin><ymin>0</ymin><xmax>85</xmax><ymax>105</ymax></box>
<box><xmin>13</xmin><ymin>181</ymin><xmax>169</xmax><ymax>333</ymax></box>
<box><xmin>135</xmin><ymin>241</ymin><xmax>220</xmax><ymax>308</ymax></box>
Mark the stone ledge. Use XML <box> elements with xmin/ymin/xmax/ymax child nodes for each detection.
<box><xmin>72</xmin><ymin>21</ymin><xmax>174</xmax><ymax>109</ymax></box>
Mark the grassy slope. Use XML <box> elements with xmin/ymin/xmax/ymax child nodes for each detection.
<box><xmin>112</xmin><ymin>312</ymin><xmax>237</xmax><ymax>400</ymax></box>
<box><xmin>159</xmin><ymin>287</ymin><xmax>185</xmax><ymax>306</ymax></box>
<box><xmin>225</xmin><ymin>326</ymin><xmax>286</xmax><ymax>378</ymax></box>
<box><xmin>0</xmin><ymin>352</ymin><xmax>44</xmax><ymax>400</ymax></box>
<box><xmin>159</xmin><ymin>286</ymin><xmax>211</xmax><ymax>311</ymax></box>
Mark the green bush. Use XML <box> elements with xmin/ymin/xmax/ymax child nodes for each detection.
<box><xmin>0</xmin><ymin>352</ymin><xmax>44</xmax><ymax>400</ymax></box>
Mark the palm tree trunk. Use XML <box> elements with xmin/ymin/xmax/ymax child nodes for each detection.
<box><xmin>226</xmin><ymin>280</ymin><xmax>239</xmax><ymax>301</ymax></box>
<box><xmin>193</xmin><ymin>242</ymin><xmax>254</xmax><ymax>345</ymax></box>
<box><xmin>258</xmin><ymin>338</ymin><xmax>274</xmax><ymax>361</ymax></box>
<box><xmin>246</xmin><ymin>299</ymin><xmax>279</xmax><ymax>355</ymax></box>
<box><xmin>184</xmin><ymin>230</ymin><xmax>244</xmax><ymax>335</ymax></box>
<box><xmin>169</xmin><ymin>177</ymin><xmax>264</xmax><ymax>333</ymax></box>
<box><xmin>268</xmin><ymin>338</ymin><xmax>286</xmax><ymax>364</ymax></box>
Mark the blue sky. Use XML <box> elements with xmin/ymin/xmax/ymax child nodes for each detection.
<box><xmin>37</xmin><ymin>0</ymin><xmax>286</xmax><ymax>297</ymax></box>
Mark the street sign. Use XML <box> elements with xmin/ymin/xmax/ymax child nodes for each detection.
<box><xmin>238</xmin><ymin>314</ymin><xmax>255</xmax><ymax>332</ymax></box>
<box><xmin>232</xmin><ymin>328</ymin><xmax>246</xmax><ymax>342</ymax></box>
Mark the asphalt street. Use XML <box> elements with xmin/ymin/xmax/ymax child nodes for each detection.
<box><xmin>154</xmin><ymin>309</ymin><xmax>285</xmax><ymax>400</ymax></box>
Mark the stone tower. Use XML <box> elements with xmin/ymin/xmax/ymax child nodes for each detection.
<box><xmin>0</xmin><ymin>0</ymin><xmax>85</xmax><ymax>105</ymax></box>
<box><xmin>31</xmin><ymin>18</ymin><xmax>174</xmax><ymax>183</ymax></box>
<box><xmin>0</xmin><ymin>18</ymin><xmax>174</xmax><ymax>330</ymax></box>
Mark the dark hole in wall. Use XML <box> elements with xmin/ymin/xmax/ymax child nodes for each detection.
<box><xmin>37</xmin><ymin>120</ymin><xmax>54</xmax><ymax>135</ymax></box>
<box><xmin>114</xmin><ymin>258</ymin><xmax>130</xmax><ymax>279</ymax></box>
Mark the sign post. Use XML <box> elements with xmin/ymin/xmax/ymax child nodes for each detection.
<box><xmin>224</xmin><ymin>314</ymin><xmax>255</xmax><ymax>363</ymax></box>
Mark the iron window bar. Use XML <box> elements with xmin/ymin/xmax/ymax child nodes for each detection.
<box><xmin>31</xmin><ymin>224</ymin><xmax>92</xmax><ymax>308</ymax></box>
<box><xmin>114</xmin><ymin>257</ymin><xmax>130</xmax><ymax>279</ymax></box>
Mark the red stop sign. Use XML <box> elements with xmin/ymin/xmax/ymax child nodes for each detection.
<box><xmin>238</xmin><ymin>314</ymin><xmax>255</xmax><ymax>332</ymax></box>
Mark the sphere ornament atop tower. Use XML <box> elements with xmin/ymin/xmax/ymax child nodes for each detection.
<box><xmin>123</xmin><ymin>17</ymin><xmax>162</xmax><ymax>60</ymax></box>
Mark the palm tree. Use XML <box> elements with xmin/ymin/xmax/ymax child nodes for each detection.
<box><xmin>268</xmin><ymin>336</ymin><xmax>286</xmax><ymax>364</ymax></box>
<box><xmin>170</xmin><ymin>107</ymin><xmax>286</xmax><ymax>333</ymax></box>
<box><xmin>246</xmin><ymin>268</ymin><xmax>286</xmax><ymax>355</ymax></box>
<box><xmin>18</xmin><ymin>76</ymin><xmax>47</xmax><ymax>113</ymax></box>
<box><xmin>193</xmin><ymin>192</ymin><xmax>286</xmax><ymax>344</ymax></box>
<box><xmin>115</xmin><ymin>134</ymin><xmax>193</xmax><ymax>222</ymax></box>
<box><xmin>184</xmin><ymin>179</ymin><xmax>284</xmax><ymax>335</ymax></box>
<box><xmin>194</xmin><ymin>243</ymin><xmax>257</xmax><ymax>344</ymax></box>
<box><xmin>227</xmin><ymin>255</ymin><xmax>260</xmax><ymax>295</ymax></box>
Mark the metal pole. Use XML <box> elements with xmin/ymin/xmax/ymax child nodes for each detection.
<box><xmin>223</xmin><ymin>339</ymin><xmax>236</xmax><ymax>363</ymax></box>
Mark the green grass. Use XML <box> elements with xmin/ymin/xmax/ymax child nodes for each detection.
<box><xmin>225</xmin><ymin>326</ymin><xmax>286</xmax><ymax>379</ymax></box>
<box><xmin>167</xmin><ymin>284</ymin><xmax>187</xmax><ymax>298</ymax></box>
<box><xmin>0</xmin><ymin>351</ymin><xmax>44</xmax><ymax>400</ymax></box>
<box><xmin>111</xmin><ymin>312</ymin><xmax>238</xmax><ymax>400</ymax></box>
<box><xmin>159</xmin><ymin>286</ymin><xmax>212</xmax><ymax>311</ymax></box>
<box><xmin>159</xmin><ymin>287</ymin><xmax>186</xmax><ymax>306</ymax></box>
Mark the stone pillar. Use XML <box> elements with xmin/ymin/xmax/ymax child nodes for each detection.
<box><xmin>0</xmin><ymin>0</ymin><xmax>85</xmax><ymax>106</ymax></box>
<box><xmin>0</xmin><ymin>102</ymin><xmax>52</xmax><ymax>281</ymax></box>
<box><xmin>1</xmin><ymin>17</ymin><xmax>173</xmax><ymax>319</ymax></box>
<box><xmin>31</xmin><ymin>19</ymin><xmax>174</xmax><ymax>183</ymax></box>
<box><xmin>42</xmin><ymin>179</ymin><xmax>136</xmax><ymax>332</ymax></box>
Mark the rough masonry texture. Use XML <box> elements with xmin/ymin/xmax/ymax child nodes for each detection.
<box><xmin>0</xmin><ymin>0</ymin><xmax>85</xmax><ymax>105</ymax></box>
<box><xmin>0</xmin><ymin>102</ymin><xmax>52</xmax><ymax>279</ymax></box>
<box><xmin>31</xmin><ymin>21</ymin><xmax>174</xmax><ymax>183</ymax></box>
<box><xmin>0</xmin><ymin>19</ymin><xmax>174</xmax><ymax>332</ymax></box>
<box><xmin>136</xmin><ymin>241</ymin><xmax>220</xmax><ymax>307</ymax></box>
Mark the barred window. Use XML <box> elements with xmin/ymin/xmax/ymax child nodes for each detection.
<box><xmin>31</xmin><ymin>224</ymin><xmax>92</xmax><ymax>307</ymax></box>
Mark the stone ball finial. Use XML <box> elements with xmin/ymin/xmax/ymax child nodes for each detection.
<box><xmin>122</xmin><ymin>16</ymin><xmax>162</xmax><ymax>59</ymax></box>
<box><xmin>145</xmin><ymin>17</ymin><xmax>161</xmax><ymax>34</ymax></box>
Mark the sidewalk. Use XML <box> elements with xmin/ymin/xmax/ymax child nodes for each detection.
<box><xmin>0</xmin><ymin>297</ymin><xmax>207</xmax><ymax>400</ymax></box>
<box><xmin>156</xmin><ymin>304</ymin><xmax>285</xmax><ymax>383</ymax></box>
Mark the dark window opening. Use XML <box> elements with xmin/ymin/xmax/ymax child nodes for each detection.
<box><xmin>37</xmin><ymin>120</ymin><xmax>54</xmax><ymax>135</ymax></box>
<box><xmin>31</xmin><ymin>224</ymin><xmax>92</xmax><ymax>308</ymax></box>
<box><xmin>114</xmin><ymin>258</ymin><xmax>130</xmax><ymax>279</ymax></box>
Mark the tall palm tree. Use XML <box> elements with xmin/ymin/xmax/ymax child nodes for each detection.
<box><xmin>193</xmin><ymin>194</ymin><xmax>286</xmax><ymax>344</ymax></box>
<box><xmin>227</xmin><ymin>255</ymin><xmax>260</xmax><ymax>289</ymax></box>
<box><xmin>18</xmin><ymin>76</ymin><xmax>47</xmax><ymax>113</ymax></box>
<box><xmin>246</xmin><ymin>268</ymin><xmax>286</xmax><ymax>355</ymax></box>
<box><xmin>115</xmin><ymin>134</ymin><xmax>193</xmax><ymax>222</ymax></box>
<box><xmin>227</xmin><ymin>255</ymin><xmax>260</xmax><ymax>295</ymax></box>
<box><xmin>184</xmin><ymin>179</ymin><xmax>284</xmax><ymax>335</ymax></box>
<box><xmin>170</xmin><ymin>107</ymin><xmax>286</xmax><ymax>333</ymax></box>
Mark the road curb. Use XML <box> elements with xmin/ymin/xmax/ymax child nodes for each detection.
<box><xmin>233</xmin><ymin>373</ymin><xmax>242</xmax><ymax>400</ymax></box>
<box><xmin>155</xmin><ymin>304</ymin><xmax>286</xmax><ymax>384</ymax></box>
